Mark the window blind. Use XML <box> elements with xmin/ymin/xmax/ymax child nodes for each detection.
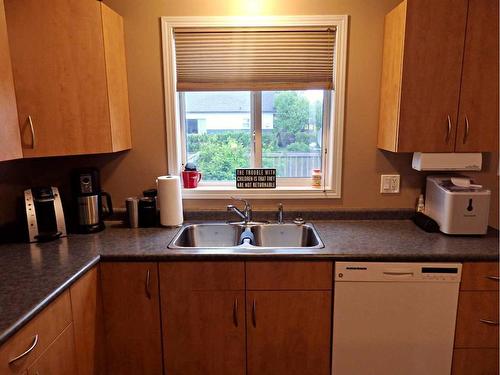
<box><xmin>173</xmin><ymin>27</ymin><xmax>336</xmax><ymax>91</ymax></box>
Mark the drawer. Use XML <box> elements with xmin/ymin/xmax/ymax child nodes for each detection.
<box><xmin>461</xmin><ymin>262</ymin><xmax>499</xmax><ymax>291</ymax></box>
<box><xmin>160</xmin><ymin>262</ymin><xmax>244</xmax><ymax>290</ymax></box>
<box><xmin>452</xmin><ymin>348</ymin><xmax>499</xmax><ymax>375</ymax></box>
<box><xmin>0</xmin><ymin>290</ymin><xmax>72</xmax><ymax>374</ymax></box>
<box><xmin>246</xmin><ymin>261</ymin><xmax>332</xmax><ymax>290</ymax></box>
<box><xmin>455</xmin><ymin>291</ymin><xmax>499</xmax><ymax>348</ymax></box>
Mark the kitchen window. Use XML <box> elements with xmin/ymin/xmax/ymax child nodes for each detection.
<box><xmin>162</xmin><ymin>16</ymin><xmax>348</xmax><ymax>199</ymax></box>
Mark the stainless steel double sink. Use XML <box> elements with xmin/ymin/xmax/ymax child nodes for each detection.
<box><xmin>168</xmin><ymin>222</ymin><xmax>324</xmax><ymax>250</ymax></box>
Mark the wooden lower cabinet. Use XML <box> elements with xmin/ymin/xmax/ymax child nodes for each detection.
<box><xmin>100</xmin><ymin>262</ymin><xmax>163</xmax><ymax>375</ymax></box>
<box><xmin>69</xmin><ymin>266</ymin><xmax>105</xmax><ymax>375</ymax></box>
<box><xmin>452</xmin><ymin>349</ymin><xmax>499</xmax><ymax>375</ymax></box>
<box><xmin>246</xmin><ymin>291</ymin><xmax>332</xmax><ymax>375</ymax></box>
<box><xmin>162</xmin><ymin>290</ymin><xmax>246</xmax><ymax>375</ymax></box>
<box><xmin>452</xmin><ymin>262</ymin><xmax>499</xmax><ymax>375</ymax></box>
<box><xmin>27</xmin><ymin>324</ymin><xmax>77</xmax><ymax>375</ymax></box>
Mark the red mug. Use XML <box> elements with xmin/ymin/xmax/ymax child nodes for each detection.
<box><xmin>182</xmin><ymin>171</ymin><xmax>202</xmax><ymax>188</ymax></box>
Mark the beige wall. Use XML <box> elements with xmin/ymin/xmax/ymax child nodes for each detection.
<box><xmin>0</xmin><ymin>0</ymin><xmax>498</xmax><ymax>229</ymax></box>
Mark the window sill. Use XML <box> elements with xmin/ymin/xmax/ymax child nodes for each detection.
<box><xmin>182</xmin><ymin>185</ymin><xmax>340</xmax><ymax>199</ymax></box>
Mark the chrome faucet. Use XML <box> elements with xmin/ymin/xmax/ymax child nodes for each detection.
<box><xmin>227</xmin><ymin>197</ymin><xmax>252</xmax><ymax>224</ymax></box>
<box><xmin>277</xmin><ymin>203</ymin><xmax>284</xmax><ymax>224</ymax></box>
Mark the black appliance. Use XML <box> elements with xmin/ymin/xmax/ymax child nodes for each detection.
<box><xmin>72</xmin><ymin>168</ymin><xmax>113</xmax><ymax>233</ymax></box>
<box><xmin>24</xmin><ymin>187</ymin><xmax>67</xmax><ymax>243</ymax></box>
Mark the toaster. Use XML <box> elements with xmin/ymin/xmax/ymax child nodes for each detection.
<box><xmin>424</xmin><ymin>176</ymin><xmax>491</xmax><ymax>235</ymax></box>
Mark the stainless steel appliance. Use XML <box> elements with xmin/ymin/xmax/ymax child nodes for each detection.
<box><xmin>72</xmin><ymin>168</ymin><xmax>113</xmax><ymax>233</ymax></box>
<box><xmin>425</xmin><ymin>175</ymin><xmax>491</xmax><ymax>235</ymax></box>
<box><xmin>332</xmin><ymin>262</ymin><xmax>461</xmax><ymax>375</ymax></box>
<box><xmin>24</xmin><ymin>187</ymin><xmax>67</xmax><ymax>242</ymax></box>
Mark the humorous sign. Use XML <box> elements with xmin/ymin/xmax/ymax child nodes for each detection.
<box><xmin>236</xmin><ymin>168</ymin><xmax>276</xmax><ymax>189</ymax></box>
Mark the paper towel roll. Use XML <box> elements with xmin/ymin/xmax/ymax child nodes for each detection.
<box><xmin>157</xmin><ymin>175</ymin><xmax>183</xmax><ymax>226</ymax></box>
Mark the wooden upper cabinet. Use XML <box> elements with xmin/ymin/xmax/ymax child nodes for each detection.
<box><xmin>4</xmin><ymin>0</ymin><xmax>131</xmax><ymax>158</ymax></box>
<box><xmin>0</xmin><ymin>0</ymin><xmax>21</xmax><ymax>162</ymax></box>
<box><xmin>455</xmin><ymin>0</ymin><xmax>499</xmax><ymax>152</ymax></box>
<box><xmin>378</xmin><ymin>0</ymin><xmax>498</xmax><ymax>153</ymax></box>
<box><xmin>100</xmin><ymin>262</ymin><xmax>163</xmax><ymax>375</ymax></box>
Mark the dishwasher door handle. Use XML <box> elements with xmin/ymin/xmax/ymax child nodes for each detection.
<box><xmin>383</xmin><ymin>270</ymin><xmax>414</xmax><ymax>277</ymax></box>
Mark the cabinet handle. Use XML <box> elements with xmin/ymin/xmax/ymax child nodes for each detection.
<box><xmin>252</xmin><ymin>299</ymin><xmax>257</xmax><ymax>327</ymax></box>
<box><xmin>485</xmin><ymin>275</ymin><xmax>500</xmax><ymax>281</ymax></box>
<box><xmin>463</xmin><ymin>116</ymin><xmax>470</xmax><ymax>144</ymax></box>
<box><xmin>145</xmin><ymin>269</ymin><xmax>151</xmax><ymax>299</ymax></box>
<box><xmin>8</xmin><ymin>334</ymin><xmax>39</xmax><ymax>364</ymax></box>
<box><xmin>233</xmin><ymin>298</ymin><xmax>238</xmax><ymax>327</ymax></box>
<box><xmin>479</xmin><ymin>319</ymin><xmax>499</xmax><ymax>326</ymax></box>
<box><xmin>27</xmin><ymin>115</ymin><xmax>36</xmax><ymax>149</ymax></box>
<box><xmin>446</xmin><ymin>115</ymin><xmax>452</xmax><ymax>142</ymax></box>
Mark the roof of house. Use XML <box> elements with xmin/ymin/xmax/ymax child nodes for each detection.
<box><xmin>185</xmin><ymin>91</ymin><xmax>275</xmax><ymax>113</ymax></box>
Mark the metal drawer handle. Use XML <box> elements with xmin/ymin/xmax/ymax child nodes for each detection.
<box><xmin>463</xmin><ymin>116</ymin><xmax>470</xmax><ymax>144</ymax></box>
<box><xmin>28</xmin><ymin>115</ymin><xmax>36</xmax><ymax>149</ymax></box>
<box><xmin>145</xmin><ymin>269</ymin><xmax>151</xmax><ymax>299</ymax></box>
<box><xmin>252</xmin><ymin>299</ymin><xmax>257</xmax><ymax>327</ymax></box>
<box><xmin>446</xmin><ymin>115</ymin><xmax>452</xmax><ymax>142</ymax></box>
<box><xmin>485</xmin><ymin>276</ymin><xmax>500</xmax><ymax>281</ymax></box>
<box><xmin>8</xmin><ymin>334</ymin><xmax>39</xmax><ymax>364</ymax></box>
<box><xmin>233</xmin><ymin>298</ymin><xmax>238</xmax><ymax>327</ymax></box>
<box><xmin>479</xmin><ymin>319</ymin><xmax>499</xmax><ymax>326</ymax></box>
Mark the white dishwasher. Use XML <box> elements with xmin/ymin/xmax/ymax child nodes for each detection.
<box><xmin>332</xmin><ymin>262</ymin><xmax>462</xmax><ymax>375</ymax></box>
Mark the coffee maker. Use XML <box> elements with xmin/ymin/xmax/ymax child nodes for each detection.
<box><xmin>72</xmin><ymin>168</ymin><xmax>113</xmax><ymax>233</ymax></box>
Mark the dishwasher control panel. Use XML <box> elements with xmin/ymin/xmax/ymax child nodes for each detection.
<box><xmin>335</xmin><ymin>262</ymin><xmax>462</xmax><ymax>282</ymax></box>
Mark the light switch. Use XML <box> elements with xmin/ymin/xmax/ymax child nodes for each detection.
<box><xmin>380</xmin><ymin>174</ymin><xmax>400</xmax><ymax>193</ymax></box>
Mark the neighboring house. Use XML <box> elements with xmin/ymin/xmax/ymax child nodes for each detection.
<box><xmin>184</xmin><ymin>92</ymin><xmax>275</xmax><ymax>134</ymax></box>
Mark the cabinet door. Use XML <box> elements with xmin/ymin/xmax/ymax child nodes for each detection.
<box><xmin>4</xmin><ymin>0</ymin><xmax>112</xmax><ymax>157</ymax></box>
<box><xmin>246</xmin><ymin>291</ymin><xmax>332</xmax><ymax>375</ymax></box>
<box><xmin>27</xmin><ymin>324</ymin><xmax>77</xmax><ymax>375</ymax></box>
<box><xmin>397</xmin><ymin>0</ymin><xmax>468</xmax><ymax>152</ymax></box>
<box><xmin>455</xmin><ymin>0</ymin><xmax>499</xmax><ymax>152</ymax></box>
<box><xmin>100</xmin><ymin>262</ymin><xmax>163</xmax><ymax>375</ymax></box>
<box><xmin>452</xmin><ymin>348</ymin><xmax>499</xmax><ymax>375</ymax></box>
<box><xmin>162</xmin><ymin>290</ymin><xmax>246</xmax><ymax>375</ymax></box>
<box><xmin>0</xmin><ymin>0</ymin><xmax>21</xmax><ymax>161</ymax></box>
<box><xmin>69</xmin><ymin>267</ymin><xmax>105</xmax><ymax>375</ymax></box>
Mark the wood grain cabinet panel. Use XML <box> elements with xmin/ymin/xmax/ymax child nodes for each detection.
<box><xmin>0</xmin><ymin>291</ymin><xmax>72</xmax><ymax>374</ymax></box>
<box><xmin>100</xmin><ymin>262</ymin><xmax>163</xmax><ymax>375</ymax></box>
<box><xmin>27</xmin><ymin>324</ymin><xmax>77</xmax><ymax>375</ymax></box>
<box><xmin>455</xmin><ymin>291</ymin><xmax>499</xmax><ymax>348</ymax></box>
<box><xmin>162</xmin><ymin>290</ymin><xmax>246</xmax><ymax>375</ymax></box>
<box><xmin>377</xmin><ymin>0</ymin><xmax>498</xmax><ymax>153</ymax></box>
<box><xmin>160</xmin><ymin>261</ymin><xmax>244</xmax><ymax>290</ymax></box>
<box><xmin>452</xmin><ymin>348</ymin><xmax>499</xmax><ymax>375</ymax></box>
<box><xmin>461</xmin><ymin>262</ymin><xmax>499</xmax><ymax>291</ymax></box>
<box><xmin>0</xmin><ymin>0</ymin><xmax>21</xmax><ymax>161</ymax></box>
<box><xmin>160</xmin><ymin>262</ymin><xmax>246</xmax><ymax>375</ymax></box>
<box><xmin>246</xmin><ymin>291</ymin><xmax>332</xmax><ymax>375</ymax></box>
<box><xmin>246</xmin><ymin>261</ymin><xmax>332</xmax><ymax>290</ymax></box>
<box><xmin>4</xmin><ymin>0</ymin><xmax>131</xmax><ymax>157</ymax></box>
<box><xmin>455</xmin><ymin>0</ymin><xmax>499</xmax><ymax>152</ymax></box>
<box><xmin>69</xmin><ymin>266</ymin><xmax>105</xmax><ymax>375</ymax></box>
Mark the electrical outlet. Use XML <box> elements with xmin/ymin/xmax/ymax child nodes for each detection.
<box><xmin>380</xmin><ymin>174</ymin><xmax>400</xmax><ymax>193</ymax></box>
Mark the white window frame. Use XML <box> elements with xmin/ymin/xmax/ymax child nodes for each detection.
<box><xmin>161</xmin><ymin>15</ymin><xmax>348</xmax><ymax>199</ymax></box>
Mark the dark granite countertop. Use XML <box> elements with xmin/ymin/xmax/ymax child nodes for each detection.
<box><xmin>0</xmin><ymin>219</ymin><xmax>498</xmax><ymax>345</ymax></box>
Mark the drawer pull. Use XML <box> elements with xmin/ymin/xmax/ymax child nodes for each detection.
<box><xmin>479</xmin><ymin>319</ymin><xmax>499</xmax><ymax>326</ymax></box>
<box><xmin>145</xmin><ymin>269</ymin><xmax>152</xmax><ymax>299</ymax></box>
<box><xmin>485</xmin><ymin>275</ymin><xmax>500</xmax><ymax>281</ymax></box>
<box><xmin>8</xmin><ymin>334</ymin><xmax>39</xmax><ymax>364</ymax></box>
<box><xmin>233</xmin><ymin>298</ymin><xmax>238</xmax><ymax>327</ymax></box>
